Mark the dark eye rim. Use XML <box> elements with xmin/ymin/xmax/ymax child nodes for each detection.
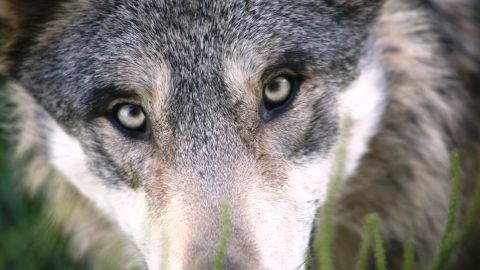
<box><xmin>260</xmin><ymin>74</ymin><xmax>301</xmax><ymax>122</ymax></box>
<box><xmin>108</xmin><ymin>103</ymin><xmax>151</xmax><ymax>139</ymax></box>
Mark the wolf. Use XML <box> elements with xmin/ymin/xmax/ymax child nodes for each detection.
<box><xmin>0</xmin><ymin>0</ymin><xmax>479</xmax><ymax>269</ymax></box>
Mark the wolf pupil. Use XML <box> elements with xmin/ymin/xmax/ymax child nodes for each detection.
<box><xmin>269</xmin><ymin>81</ymin><xmax>281</xmax><ymax>92</ymax></box>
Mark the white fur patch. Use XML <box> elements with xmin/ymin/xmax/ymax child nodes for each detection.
<box><xmin>339</xmin><ymin>63</ymin><xmax>387</xmax><ymax>179</ymax></box>
<box><xmin>287</xmin><ymin>157</ymin><xmax>333</xmax><ymax>269</ymax></box>
<box><xmin>47</xmin><ymin>121</ymin><xmax>150</xmax><ymax>257</ymax></box>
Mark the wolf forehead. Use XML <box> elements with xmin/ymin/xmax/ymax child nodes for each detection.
<box><xmin>11</xmin><ymin>0</ymin><xmax>373</xmax><ymax>119</ymax></box>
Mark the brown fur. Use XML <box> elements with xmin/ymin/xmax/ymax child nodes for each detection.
<box><xmin>333</xmin><ymin>0</ymin><xmax>480</xmax><ymax>269</ymax></box>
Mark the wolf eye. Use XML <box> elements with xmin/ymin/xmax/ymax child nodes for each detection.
<box><xmin>113</xmin><ymin>104</ymin><xmax>147</xmax><ymax>132</ymax></box>
<box><xmin>261</xmin><ymin>75</ymin><xmax>298</xmax><ymax>120</ymax></box>
<box><xmin>264</xmin><ymin>76</ymin><xmax>292</xmax><ymax>107</ymax></box>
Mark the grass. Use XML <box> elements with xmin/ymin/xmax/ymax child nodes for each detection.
<box><xmin>354</xmin><ymin>214</ymin><xmax>389</xmax><ymax>270</ymax></box>
<box><xmin>400</xmin><ymin>241</ymin><xmax>416</xmax><ymax>270</ymax></box>
<box><xmin>213</xmin><ymin>202</ymin><xmax>232</xmax><ymax>270</ymax></box>
<box><xmin>430</xmin><ymin>151</ymin><xmax>462</xmax><ymax>270</ymax></box>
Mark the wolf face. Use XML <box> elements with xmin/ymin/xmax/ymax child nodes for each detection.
<box><xmin>1</xmin><ymin>1</ymin><xmax>385</xmax><ymax>268</ymax></box>
<box><xmin>4</xmin><ymin>0</ymin><xmax>480</xmax><ymax>269</ymax></box>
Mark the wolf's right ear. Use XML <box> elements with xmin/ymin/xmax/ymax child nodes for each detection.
<box><xmin>0</xmin><ymin>0</ymin><xmax>65</xmax><ymax>37</ymax></box>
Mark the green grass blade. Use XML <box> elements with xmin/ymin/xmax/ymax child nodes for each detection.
<box><xmin>401</xmin><ymin>241</ymin><xmax>416</xmax><ymax>270</ymax></box>
<box><xmin>429</xmin><ymin>176</ymin><xmax>480</xmax><ymax>270</ymax></box>
<box><xmin>454</xmin><ymin>178</ymin><xmax>480</xmax><ymax>246</ymax></box>
<box><xmin>213</xmin><ymin>202</ymin><xmax>231</xmax><ymax>270</ymax></box>
<box><xmin>368</xmin><ymin>214</ymin><xmax>387</xmax><ymax>270</ymax></box>
<box><xmin>315</xmin><ymin>117</ymin><xmax>352</xmax><ymax>270</ymax></box>
<box><xmin>430</xmin><ymin>151</ymin><xmax>462</xmax><ymax>270</ymax></box>
<box><xmin>355</xmin><ymin>213</ymin><xmax>387</xmax><ymax>270</ymax></box>
<box><xmin>355</xmin><ymin>217</ymin><xmax>373</xmax><ymax>270</ymax></box>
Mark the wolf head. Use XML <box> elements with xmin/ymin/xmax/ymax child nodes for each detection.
<box><xmin>1</xmin><ymin>0</ymin><xmax>386</xmax><ymax>269</ymax></box>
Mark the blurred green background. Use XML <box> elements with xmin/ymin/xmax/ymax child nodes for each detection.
<box><xmin>0</xmin><ymin>76</ymin><xmax>89</xmax><ymax>269</ymax></box>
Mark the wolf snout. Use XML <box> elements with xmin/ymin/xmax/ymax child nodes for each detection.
<box><xmin>183</xmin><ymin>229</ymin><xmax>262</xmax><ymax>270</ymax></box>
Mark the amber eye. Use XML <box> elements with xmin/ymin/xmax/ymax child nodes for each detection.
<box><xmin>113</xmin><ymin>104</ymin><xmax>147</xmax><ymax>132</ymax></box>
<box><xmin>261</xmin><ymin>75</ymin><xmax>299</xmax><ymax>120</ymax></box>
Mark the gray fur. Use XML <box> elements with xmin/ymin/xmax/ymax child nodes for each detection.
<box><xmin>1</xmin><ymin>0</ymin><xmax>479</xmax><ymax>269</ymax></box>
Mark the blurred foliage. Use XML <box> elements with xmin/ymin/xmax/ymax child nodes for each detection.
<box><xmin>0</xmin><ymin>76</ymin><xmax>89</xmax><ymax>269</ymax></box>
